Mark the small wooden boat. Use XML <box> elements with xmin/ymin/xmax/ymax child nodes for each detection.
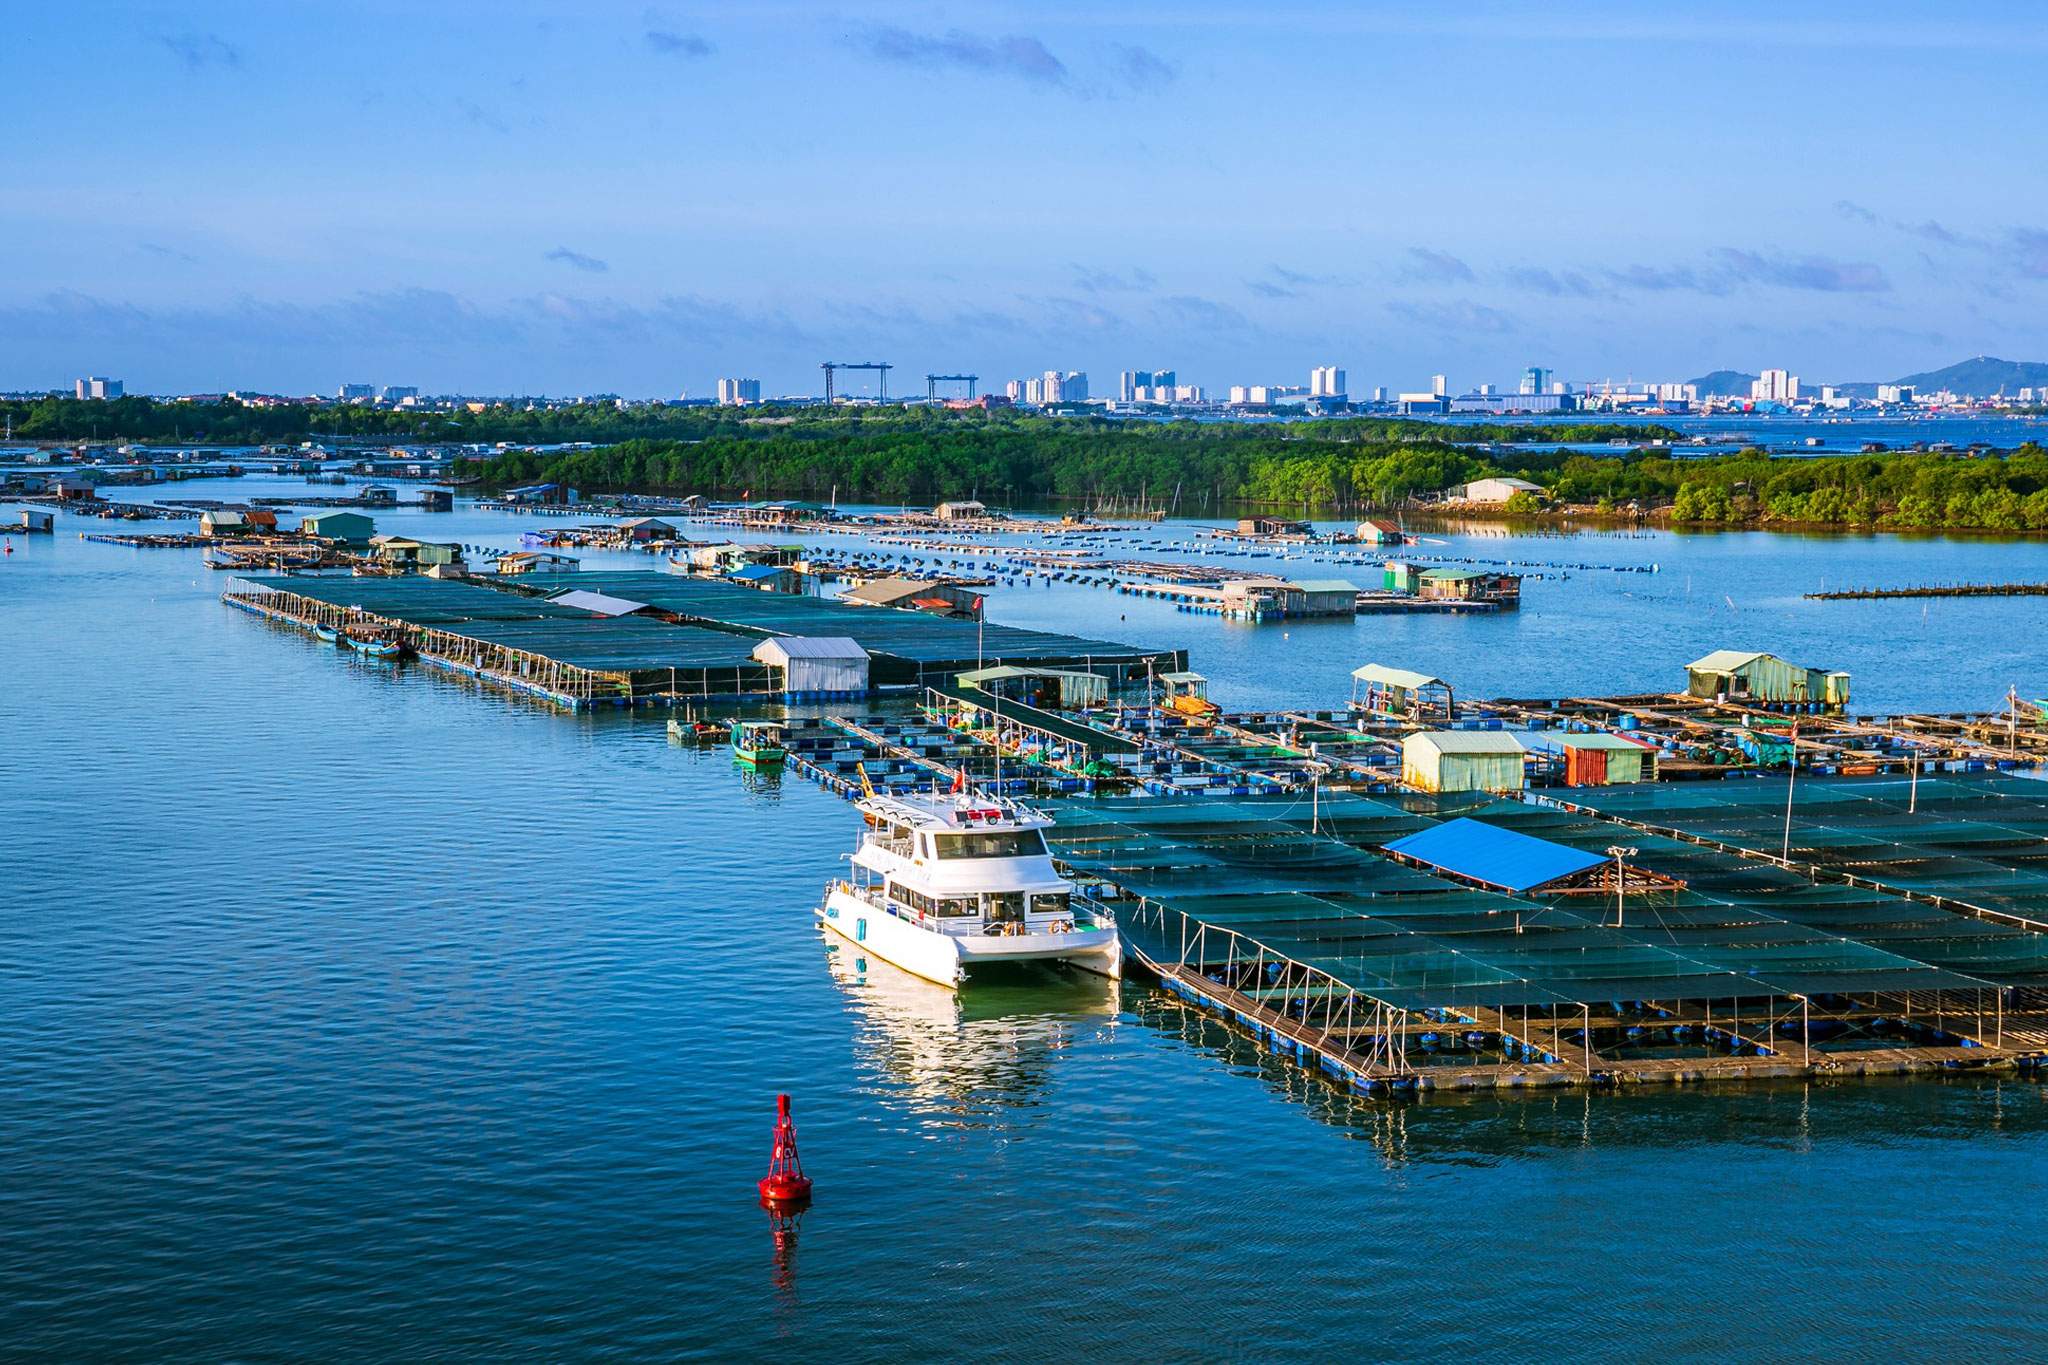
<box><xmin>731</xmin><ymin>719</ymin><xmax>787</xmax><ymax>766</ymax></box>
<box><xmin>344</xmin><ymin>630</ymin><xmax>410</xmax><ymax>660</ymax></box>
<box><xmin>668</xmin><ymin>708</ymin><xmax>723</xmax><ymax>744</ymax></box>
<box><xmin>313</xmin><ymin>623</ymin><xmax>341</xmax><ymax>645</ymax></box>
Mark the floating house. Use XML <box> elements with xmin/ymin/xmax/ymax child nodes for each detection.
<box><xmin>1220</xmin><ymin>578</ymin><xmax>1358</xmax><ymax>621</ymax></box>
<box><xmin>958</xmin><ymin>664</ymin><xmax>1109</xmax><ymax>710</ymax></box>
<box><xmin>1355</xmin><ymin>519</ymin><xmax>1406</xmax><ymax>545</ymax></box>
<box><xmin>496</xmin><ymin>550</ymin><xmax>581</xmax><ymax>575</ymax></box>
<box><xmin>1382</xmin><ymin>562</ymin><xmax>1424</xmax><ymax>594</ymax></box>
<box><xmin>199</xmin><ymin>508</ymin><xmax>248</xmax><ymax>536</ymax></box>
<box><xmin>503</xmin><ymin>483</ymin><xmax>578</xmax><ymax>505</ymax></box>
<box><xmin>1235</xmin><ymin>516</ymin><xmax>1312</xmax><ymax>536</ymax></box>
<box><xmin>300</xmin><ymin>510</ymin><xmax>374</xmax><ymax>545</ymax></box>
<box><xmin>727</xmin><ymin>563</ymin><xmax>801</xmax><ymax>593</ymax></box>
<box><xmin>418</xmin><ymin>489</ymin><xmax>454</xmax><ymax>512</ymax></box>
<box><xmin>677</xmin><ymin>542</ymin><xmax>802</xmax><ymax>573</ymax></box>
<box><xmin>1417</xmin><ymin>568</ymin><xmax>1522</xmax><ymax>606</ymax></box>
<box><xmin>751</xmin><ymin>636</ymin><xmax>870</xmax><ymax>698</ymax></box>
<box><xmin>841</xmin><ymin>577</ymin><xmax>981</xmax><ymax>619</ymax></box>
<box><xmin>47</xmin><ymin>476</ymin><xmax>98</xmax><ymax>501</ymax></box>
<box><xmin>1351</xmin><ymin>664</ymin><xmax>1454</xmax><ymax>722</ymax></box>
<box><xmin>1686</xmin><ymin>651</ymin><xmax>1851</xmax><ymax>712</ymax></box>
<box><xmin>1520</xmin><ymin>731</ymin><xmax>1658</xmax><ymax>785</ymax></box>
<box><xmin>617</xmin><ymin>516</ymin><xmax>677</xmax><ymax>542</ymax></box>
<box><xmin>1400</xmin><ymin>730</ymin><xmax>1526</xmax><ymax>793</ymax></box>
<box><xmin>368</xmin><ymin>535</ymin><xmax>463</xmax><ymax>568</ymax></box>
<box><xmin>933</xmin><ymin>500</ymin><xmax>987</xmax><ymax>521</ymax></box>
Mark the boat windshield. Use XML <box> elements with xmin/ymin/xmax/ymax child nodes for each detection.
<box><xmin>933</xmin><ymin>829</ymin><xmax>1047</xmax><ymax>860</ymax></box>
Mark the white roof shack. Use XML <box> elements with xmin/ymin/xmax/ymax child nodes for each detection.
<box><xmin>751</xmin><ymin>636</ymin><xmax>870</xmax><ymax>696</ymax></box>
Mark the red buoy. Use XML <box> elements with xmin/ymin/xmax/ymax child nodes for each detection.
<box><xmin>758</xmin><ymin>1094</ymin><xmax>813</xmax><ymax>1203</ymax></box>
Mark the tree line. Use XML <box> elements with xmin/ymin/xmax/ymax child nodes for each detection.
<box><xmin>17</xmin><ymin>394</ymin><xmax>2048</xmax><ymax>530</ymax></box>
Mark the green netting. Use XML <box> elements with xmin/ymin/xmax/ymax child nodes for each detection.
<box><xmin>492</xmin><ymin>570</ymin><xmax>1173</xmax><ymax>675</ymax></box>
<box><xmin>1048</xmin><ymin>788</ymin><xmax>2044</xmax><ymax>1010</ymax></box>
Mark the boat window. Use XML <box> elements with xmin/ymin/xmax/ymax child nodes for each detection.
<box><xmin>935</xmin><ymin>897</ymin><xmax>977</xmax><ymax>918</ymax></box>
<box><xmin>934</xmin><ymin>829</ymin><xmax>1047</xmax><ymax>859</ymax></box>
<box><xmin>984</xmin><ymin>891</ymin><xmax>1026</xmax><ymax>921</ymax></box>
<box><xmin>887</xmin><ymin>882</ymin><xmax>934</xmax><ymax>916</ymax></box>
<box><xmin>1031</xmin><ymin>891</ymin><xmax>1071</xmax><ymax>916</ymax></box>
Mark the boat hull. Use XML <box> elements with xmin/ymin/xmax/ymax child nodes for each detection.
<box><xmin>818</xmin><ymin>887</ymin><xmax>1120</xmax><ymax>988</ymax></box>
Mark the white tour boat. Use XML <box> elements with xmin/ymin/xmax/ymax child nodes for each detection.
<box><xmin>818</xmin><ymin>790</ymin><xmax>1120</xmax><ymax>987</ymax></box>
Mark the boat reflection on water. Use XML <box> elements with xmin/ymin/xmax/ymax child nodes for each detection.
<box><xmin>763</xmin><ymin>1197</ymin><xmax>806</xmax><ymax>1303</ymax></box>
<box><xmin>821</xmin><ymin>937</ymin><xmax>1119</xmax><ymax>1120</ymax></box>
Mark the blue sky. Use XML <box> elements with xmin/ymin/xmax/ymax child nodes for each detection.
<box><xmin>8</xmin><ymin>1</ymin><xmax>2048</xmax><ymax>396</ymax></box>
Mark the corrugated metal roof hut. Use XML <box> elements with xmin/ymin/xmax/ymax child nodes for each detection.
<box><xmin>1355</xmin><ymin>519</ymin><xmax>1405</xmax><ymax>545</ymax></box>
<box><xmin>1401</xmin><ymin>730</ymin><xmax>1525</xmax><ymax>793</ymax></box>
<box><xmin>1287</xmin><ymin>579</ymin><xmax>1361</xmax><ymax>616</ymax></box>
<box><xmin>1382</xmin><ymin>561</ymin><xmax>1424</xmax><ymax>594</ymax></box>
<box><xmin>1686</xmin><ymin>651</ymin><xmax>1850</xmax><ymax>712</ymax></box>
<box><xmin>300</xmin><ymin>510</ymin><xmax>374</xmax><ymax>544</ymax></box>
<box><xmin>1520</xmin><ymin>731</ymin><xmax>1658</xmax><ymax>786</ymax></box>
<box><xmin>752</xmin><ymin>636</ymin><xmax>870</xmax><ymax>697</ymax></box>
<box><xmin>1418</xmin><ymin>567</ymin><xmax>1488</xmax><ymax>600</ymax></box>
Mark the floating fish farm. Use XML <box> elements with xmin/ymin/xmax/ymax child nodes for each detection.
<box><xmin>222</xmin><ymin>571</ymin><xmax>1183</xmax><ymax>707</ymax></box>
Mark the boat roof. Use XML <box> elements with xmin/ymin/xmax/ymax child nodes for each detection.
<box><xmin>859</xmin><ymin>790</ymin><xmax>1054</xmax><ymax>832</ymax></box>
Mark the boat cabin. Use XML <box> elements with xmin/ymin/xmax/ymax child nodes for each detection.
<box><xmin>845</xmin><ymin>794</ymin><xmax>1077</xmax><ymax>937</ymax></box>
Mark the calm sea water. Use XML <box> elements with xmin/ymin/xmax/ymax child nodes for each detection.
<box><xmin>6</xmin><ymin>487</ymin><xmax>2048</xmax><ymax>1363</ymax></box>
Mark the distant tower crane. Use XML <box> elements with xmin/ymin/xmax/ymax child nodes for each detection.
<box><xmin>926</xmin><ymin>373</ymin><xmax>979</xmax><ymax>402</ymax></box>
<box><xmin>820</xmin><ymin>361</ymin><xmax>893</xmax><ymax>404</ymax></box>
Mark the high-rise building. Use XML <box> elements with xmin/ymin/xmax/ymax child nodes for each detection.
<box><xmin>1006</xmin><ymin>379</ymin><xmax>1026</xmax><ymax>402</ymax></box>
<box><xmin>1310</xmin><ymin>366</ymin><xmax>1346</xmax><ymax>398</ymax></box>
<box><xmin>76</xmin><ymin>377</ymin><xmax>123</xmax><ymax>399</ymax></box>
<box><xmin>1520</xmin><ymin>366</ymin><xmax>1552</xmax><ymax>396</ymax></box>
<box><xmin>1751</xmin><ymin>369</ymin><xmax>1799</xmax><ymax>403</ymax></box>
<box><xmin>1877</xmin><ymin>384</ymin><xmax>1914</xmax><ymax>404</ymax></box>
<box><xmin>716</xmin><ymin>378</ymin><xmax>762</xmax><ymax>405</ymax></box>
<box><xmin>1431</xmin><ymin>374</ymin><xmax>1447</xmax><ymax>397</ymax></box>
<box><xmin>1121</xmin><ymin>369</ymin><xmax>1175</xmax><ymax>401</ymax></box>
<box><xmin>1372</xmin><ymin>386</ymin><xmax>1388</xmax><ymax>403</ymax></box>
<box><xmin>339</xmin><ymin>383</ymin><xmax>375</xmax><ymax>401</ymax></box>
<box><xmin>1056</xmin><ymin>371</ymin><xmax>1088</xmax><ymax>402</ymax></box>
<box><xmin>381</xmin><ymin>385</ymin><xmax>418</xmax><ymax>402</ymax></box>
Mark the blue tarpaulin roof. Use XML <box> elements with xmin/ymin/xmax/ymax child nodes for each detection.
<box><xmin>1383</xmin><ymin>817</ymin><xmax>1606</xmax><ymax>892</ymax></box>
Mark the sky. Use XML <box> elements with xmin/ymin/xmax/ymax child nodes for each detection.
<box><xmin>8</xmin><ymin>1</ymin><xmax>2048</xmax><ymax>398</ymax></box>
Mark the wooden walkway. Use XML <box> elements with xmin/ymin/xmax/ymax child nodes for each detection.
<box><xmin>1141</xmin><ymin>954</ymin><xmax>2028</xmax><ymax>1097</ymax></box>
<box><xmin>1807</xmin><ymin>582</ymin><xmax>2048</xmax><ymax>600</ymax></box>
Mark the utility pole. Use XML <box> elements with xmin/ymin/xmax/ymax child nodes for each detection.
<box><xmin>1781</xmin><ymin>720</ymin><xmax>1799</xmax><ymax>862</ymax></box>
<box><xmin>1604</xmin><ymin>845</ymin><xmax>1637</xmax><ymax>928</ymax></box>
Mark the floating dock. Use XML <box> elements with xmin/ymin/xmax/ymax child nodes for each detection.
<box><xmin>1044</xmin><ymin>784</ymin><xmax>2048</xmax><ymax>1094</ymax></box>
<box><xmin>779</xmin><ymin>694</ymin><xmax>2048</xmax><ymax>1097</ymax></box>
<box><xmin>222</xmin><ymin>571</ymin><xmax>1182</xmax><ymax>709</ymax></box>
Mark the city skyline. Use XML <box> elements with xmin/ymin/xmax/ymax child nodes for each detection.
<box><xmin>9</xmin><ymin>1</ymin><xmax>2048</xmax><ymax>394</ymax></box>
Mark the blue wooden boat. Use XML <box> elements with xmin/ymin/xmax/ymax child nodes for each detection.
<box><xmin>313</xmin><ymin>623</ymin><xmax>340</xmax><ymax>644</ymax></box>
<box><xmin>344</xmin><ymin>630</ymin><xmax>409</xmax><ymax>660</ymax></box>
